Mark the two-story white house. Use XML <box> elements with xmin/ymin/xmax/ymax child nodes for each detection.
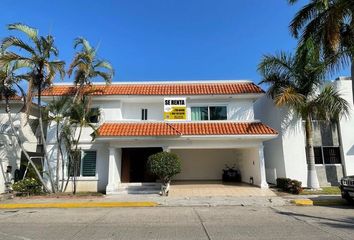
<box><xmin>42</xmin><ymin>80</ymin><xmax>277</xmax><ymax>193</ymax></box>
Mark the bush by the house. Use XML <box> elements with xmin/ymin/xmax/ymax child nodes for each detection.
<box><xmin>147</xmin><ymin>151</ymin><xmax>181</xmax><ymax>196</ymax></box>
<box><xmin>276</xmin><ymin>177</ymin><xmax>302</xmax><ymax>194</ymax></box>
<box><xmin>276</xmin><ymin>178</ymin><xmax>291</xmax><ymax>190</ymax></box>
<box><xmin>12</xmin><ymin>178</ymin><xmax>42</xmax><ymax>195</ymax></box>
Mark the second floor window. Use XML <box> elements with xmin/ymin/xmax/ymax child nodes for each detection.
<box><xmin>191</xmin><ymin>106</ymin><xmax>227</xmax><ymax>121</ymax></box>
<box><xmin>141</xmin><ymin>109</ymin><xmax>148</xmax><ymax>120</ymax></box>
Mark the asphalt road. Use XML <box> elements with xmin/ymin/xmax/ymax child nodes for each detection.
<box><xmin>0</xmin><ymin>205</ymin><xmax>352</xmax><ymax>240</ymax></box>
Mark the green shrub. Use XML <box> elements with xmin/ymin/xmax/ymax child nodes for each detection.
<box><xmin>289</xmin><ymin>180</ymin><xmax>303</xmax><ymax>194</ymax></box>
<box><xmin>276</xmin><ymin>178</ymin><xmax>302</xmax><ymax>194</ymax></box>
<box><xmin>147</xmin><ymin>151</ymin><xmax>181</xmax><ymax>184</ymax></box>
<box><xmin>12</xmin><ymin>178</ymin><xmax>42</xmax><ymax>195</ymax></box>
<box><xmin>276</xmin><ymin>178</ymin><xmax>291</xmax><ymax>190</ymax></box>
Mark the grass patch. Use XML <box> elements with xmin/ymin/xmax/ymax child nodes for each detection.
<box><xmin>300</xmin><ymin>186</ymin><xmax>341</xmax><ymax>195</ymax></box>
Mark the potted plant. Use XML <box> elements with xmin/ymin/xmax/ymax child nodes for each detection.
<box><xmin>147</xmin><ymin>151</ymin><xmax>181</xmax><ymax>196</ymax></box>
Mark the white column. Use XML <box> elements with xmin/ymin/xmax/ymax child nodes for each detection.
<box><xmin>258</xmin><ymin>144</ymin><xmax>269</xmax><ymax>189</ymax></box>
<box><xmin>106</xmin><ymin>147</ymin><xmax>122</xmax><ymax>193</ymax></box>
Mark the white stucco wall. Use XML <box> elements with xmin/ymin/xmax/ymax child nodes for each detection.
<box><xmin>238</xmin><ymin>147</ymin><xmax>262</xmax><ymax>186</ymax></box>
<box><xmin>172</xmin><ymin>149</ymin><xmax>240</xmax><ymax>180</ymax></box>
<box><xmin>335</xmin><ymin>79</ymin><xmax>354</xmax><ymax>176</ymax></box>
<box><xmin>255</xmin><ymin>94</ymin><xmax>308</xmax><ymax>186</ymax></box>
<box><xmin>122</xmin><ymin>102</ymin><xmax>164</xmax><ymax>121</ymax></box>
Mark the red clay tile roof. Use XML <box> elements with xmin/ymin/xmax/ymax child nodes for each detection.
<box><xmin>41</xmin><ymin>82</ymin><xmax>264</xmax><ymax>96</ymax></box>
<box><xmin>97</xmin><ymin>122</ymin><xmax>277</xmax><ymax>137</ymax></box>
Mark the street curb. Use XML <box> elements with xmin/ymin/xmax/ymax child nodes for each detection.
<box><xmin>0</xmin><ymin>201</ymin><xmax>158</xmax><ymax>209</ymax></box>
<box><xmin>290</xmin><ymin>199</ymin><xmax>347</xmax><ymax>206</ymax></box>
<box><xmin>290</xmin><ymin>199</ymin><xmax>313</xmax><ymax>206</ymax></box>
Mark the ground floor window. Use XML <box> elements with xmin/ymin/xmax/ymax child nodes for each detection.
<box><xmin>69</xmin><ymin>150</ymin><xmax>97</xmax><ymax>177</ymax></box>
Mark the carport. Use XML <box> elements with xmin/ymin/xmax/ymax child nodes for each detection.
<box><xmin>170</xmin><ymin>147</ymin><xmax>267</xmax><ymax>188</ymax></box>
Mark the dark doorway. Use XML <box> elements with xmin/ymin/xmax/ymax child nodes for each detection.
<box><xmin>121</xmin><ymin>148</ymin><xmax>162</xmax><ymax>183</ymax></box>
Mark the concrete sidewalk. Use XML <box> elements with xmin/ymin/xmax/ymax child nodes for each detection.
<box><xmin>0</xmin><ymin>194</ymin><xmax>287</xmax><ymax>208</ymax></box>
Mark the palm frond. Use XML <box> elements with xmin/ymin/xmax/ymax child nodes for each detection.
<box><xmin>8</xmin><ymin>23</ymin><xmax>38</xmax><ymax>41</ymax></box>
<box><xmin>313</xmin><ymin>84</ymin><xmax>350</xmax><ymax>120</ymax></box>
<box><xmin>1</xmin><ymin>36</ymin><xmax>36</xmax><ymax>55</ymax></box>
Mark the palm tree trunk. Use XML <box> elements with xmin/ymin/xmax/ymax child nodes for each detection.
<box><xmin>351</xmin><ymin>60</ymin><xmax>354</xmax><ymax>103</ymax></box>
<box><xmin>37</xmin><ymin>85</ymin><xmax>56</xmax><ymax>193</ymax></box>
<box><xmin>55</xmin><ymin>122</ymin><xmax>60</xmax><ymax>191</ymax></box>
<box><xmin>5</xmin><ymin>98</ymin><xmax>51</xmax><ymax>193</ymax></box>
<box><xmin>73</xmin><ymin>126</ymin><xmax>83</xmax><ymax>195</ymax></box>
<box><xmin>304</xmin><ymin>116</ymin><xmax>320</xmax><ymax>189</ymax></box>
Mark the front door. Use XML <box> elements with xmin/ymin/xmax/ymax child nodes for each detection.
<box><xmin>121</xmin><ymin>148</ymin><xmax>162</xmax><ymax>182</ymax></box>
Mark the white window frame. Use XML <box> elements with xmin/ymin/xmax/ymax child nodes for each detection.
<box><xmin>189</xmin><ymin>104</ymin><xmax>228</xmax><ymax>121</ymax></box>
<box><xmin>76</xmin><ymin>150</ymin><xmax>98</xmax><ymax>180</ymax></box>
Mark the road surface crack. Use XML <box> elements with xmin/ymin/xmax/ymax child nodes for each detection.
<box><xmin>193</xmin><ymin>208</ymin><xmax>212</xmax><ymax>240</ymax></box>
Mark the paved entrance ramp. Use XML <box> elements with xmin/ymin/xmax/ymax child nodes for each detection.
<box><xmin>169</xmin><ymin>181</ymin><xmax>276</xmax><ymax>197</ymax></box>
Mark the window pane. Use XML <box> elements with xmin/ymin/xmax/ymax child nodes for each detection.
<box><xmin>82</xmin><ymin>151</ymin><xmax>97</xmax><ymax>177</ymax></box>
<box><xmin>191</xmin><ymin>107</ymin><xmax>208</xmax><ymax>121</ymax></box>
<box><xmin>141</xmin><ymin>109</ymin><xmax>148</xmax><ymax>120</ymax></box>
<box><xmin>323</xmin><ymin>147</ymin><xmax>341</xmax><ymax>164</ymax></box>
<box><xmin>320</xmin><ymin>122</ymin><xmax>334</xmax><ymax>146</ymax></box>
<box><xmin>312</xmin><ymin>121</ymin><xmax>322</xmax><ymax>146</ymax></box>
<box><xmin>209</xmin><ymin>106</ymin><xmax>227</xmax><ymax>120</ymax></box>
<box><xmin>89</xmin><ymin>108</ymin><xmax>99</xmax><ymax>123</ymax></box>
<box><xmin>314</xmin><ymin>147</ymin><xmax>323</xmax><ymax>164</ymax></box>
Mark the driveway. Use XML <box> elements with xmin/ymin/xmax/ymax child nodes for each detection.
<box><xmin>169</xmin><ymin>181</ymin><xmax>276</xmax><ymax>197</ymax></box>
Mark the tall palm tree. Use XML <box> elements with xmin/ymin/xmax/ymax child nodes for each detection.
<box><xmin>45</xmin><ymin>96</ymin><xmax>72</xmax><ymax>191</ymax></box>
<box><xmin>0</xmin><ymin>23</ymin><xmax>65</xmax><ymax>192</ymax></box>
<box><xmin>0</xmin><ymin>61</ymin><xmax>51</xmax><ymax>192</ymax></box>
<box><xmin>258</xmin><ymin>42</ymin><xmax>349</xmax><ymax>189</ymax></box>
<box><xmin>68</xmin><ymin>37</ymin><xmax>114</xmax><ymax>102</ymax></box>
<box><xmin>68</xmin><ymin>98</ymin><xmax>100</xmax><ymax>194</ymax></box>
<box><xmin>288</xmin><ymin>0</ymin><xmax>354</xmax><ymax>100</ymax></box>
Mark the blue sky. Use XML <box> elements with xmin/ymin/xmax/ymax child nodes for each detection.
<box><xmin>0</xmin><ymin>0</ymin><xmax>350</xmax><ymax>84</ymax></box>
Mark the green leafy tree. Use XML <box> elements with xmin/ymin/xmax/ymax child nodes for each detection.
<box><xmin>0</xmin><ymin>23</ymin><xmax>65</xmax><ymax>193</ymax></box>
<box><xmin>258</xmin><ymin>41</ymin><xmax>349</xmax><ymax>189</ymax></box>
<box><xmin>45</xmin><ymin>96</ymin><xmax>72</xmax><ymax>191</ymax></box>
<box><xmin>148</xmin><ymin>151</ymin><xmax>181</xmax><ymax>196</ymax></box>
<box><xmin>67</xmin><ymin>98</ymin><xmax>100</xmax><ymax>194</ymax></box>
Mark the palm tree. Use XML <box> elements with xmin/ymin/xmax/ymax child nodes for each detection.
<box><xmin>0</xmin><ymin>61</ymin><xmax>51</xmax><ymax>192</ymax></box>
<box><xmin>45</xmin><ymin>96</ymin><xmax>72</xmax><ymax>191</ymax></box>
<box><xmin>68</xmin><ymin>37</ymin><xmax>114</xmax><ymax>102</ymax></box>
<box><xmin>67</xmin><ymin>98</ymin><xmax>100</xmax><ymax>194</ymax></box>
<box><xmin>288</xmin><ymin>0</ymin><xmax>354</xmax><ymax>100</ymax></box>
<box><xmin>0</xmin><ymin>23</ymin><xmax>65</xmax><ymax>192</ymax></box>
<box><xmin>258</xmin><ymin>42</ymin><xmax>349</xmax><ymax>189</ymax></box>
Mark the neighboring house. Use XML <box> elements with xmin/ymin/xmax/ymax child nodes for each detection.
<box><xmin>0</xmin><ymin>96</ymin><xmax>42</xmax><ymax>193</ymax></box>
<box><xmin>254</xmin><ymin>77</ymin><xmax>354</xmax><ymax>187</ymax></box>
<box><xmin>42</xmin><ymin>80</ymin><xmax>278</xmax><ymax>193</ymax></box>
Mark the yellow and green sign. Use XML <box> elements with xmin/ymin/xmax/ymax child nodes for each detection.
<box><xmin>164</xmin><ymin>98</ymin><xmax>186</xmax><ymax>120</ymax></box>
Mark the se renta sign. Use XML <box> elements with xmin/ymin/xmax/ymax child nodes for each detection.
<box><xmin>164</xmin><ymin>98</ymin><xmax>187</xmax><ymax>120</ymax></box>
